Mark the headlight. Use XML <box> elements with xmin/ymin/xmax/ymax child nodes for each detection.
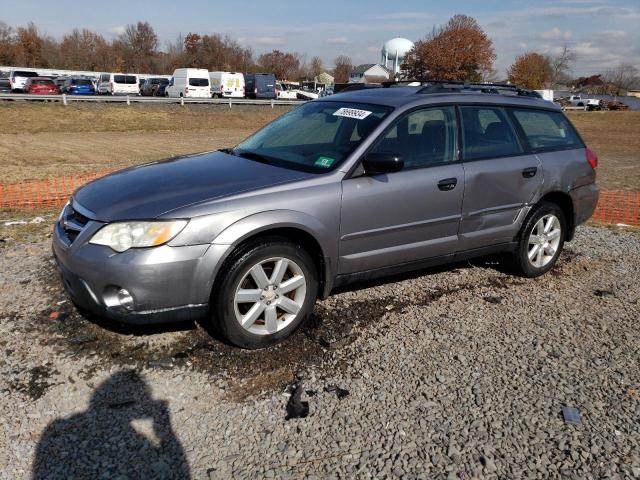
<box><xmin>89</xmin><ymin>220</ymin><xmax>188</xmax><ymax>252</ymax></box>
<box><xmin>58</xmin><ymin>201</ymin><xmax>70</xmax><ymax>222</ymax></box>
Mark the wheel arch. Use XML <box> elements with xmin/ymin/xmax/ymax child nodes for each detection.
<box><xmin>537</xmin><ymin>191</ymin><xmax>575</xmax><ymax>241</ymax></box>
<box><xmin>211</xmin><ymin>212</ymin><xmax>335</xmax><ymax>300</ymax></box>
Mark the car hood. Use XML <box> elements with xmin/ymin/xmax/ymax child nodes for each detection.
<box><xmin>74</xmin><ymin>151</ymin><xmax>314</xmax><ymax>221</ymax></box>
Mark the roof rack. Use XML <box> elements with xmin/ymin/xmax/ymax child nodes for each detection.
<box><xmin>414</xmin><ymin>80</ymin><xmax>541</xmax><ymax>98</ymax></box>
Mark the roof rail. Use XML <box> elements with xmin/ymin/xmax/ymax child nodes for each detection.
<box><xmin>411</xmin><ymin>80</ymin><xmax>542</xmax><ymax>98</ymax></box>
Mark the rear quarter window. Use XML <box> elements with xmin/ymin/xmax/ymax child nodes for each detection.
<box><xmin>511</xmin><ymin>109</ymin><xmax>583</xmax><ymax>151</ymax></box>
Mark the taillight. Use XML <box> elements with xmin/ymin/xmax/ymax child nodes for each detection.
<box><xmin>254</xmin><ymin>88</ymin><xmax>257</xmax><ymax>94</ymax></box>
<box><xmin>185</xmin><ymin>86</ymin><xmax>188</xmax><ymax>93</ymax></box>
<box><xmin>586</xmin><ymin>147</ymin><xmax>598</xmax><ymax>169</ymax></box>
<box><xmin>109</xmin><ymin>82</ymin><xmax>113</xmax><ymax>91</ymax></box>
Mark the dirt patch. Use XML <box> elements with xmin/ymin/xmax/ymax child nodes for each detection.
<box><xmin>567</xmin><ymin>111</ymin><xmax>640</xmax><ymax>191</ymax></box>
<box><xmin>0</xmin><ymin>103</ymin><xmax>289</xmax><ymax>184</ymax></box>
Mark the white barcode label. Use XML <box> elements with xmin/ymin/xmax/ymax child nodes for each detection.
<box><xmin>333</xmin><ymin>107</ymin><xmax>372</xmax><ymax>120</ymax></box>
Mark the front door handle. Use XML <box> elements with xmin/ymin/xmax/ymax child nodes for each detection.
<box><xmin>438</xmin><ymin>177</ymin><xmax>458</xmax><ymax>191</ymax></box>
<box><xmin>522</xmin><ymin>167</ymin><xmax>538</xmax><ymax>178</ymax></box>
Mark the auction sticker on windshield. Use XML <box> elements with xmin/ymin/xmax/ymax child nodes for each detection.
<box><xmin>333</xmin><ymin>107</ymin><xmax>372</xmax><ymax>120</ymax></box>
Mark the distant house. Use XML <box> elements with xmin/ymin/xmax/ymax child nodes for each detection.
<box><xmin>349</xmin><ymin>64</ymin><xmax>391</xmax><ymax>84</ymax></box>
<box><xmin>628</xmin><ymin>90</ymin><xmax>640</xmax><ymax>98</ymax></box>
<box><xmin>316</xmin><ymin>72</ymin><xmax>334</xmax><ymax>85</ymax></box>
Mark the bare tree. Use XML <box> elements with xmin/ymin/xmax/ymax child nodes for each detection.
<box><xmin>257</xmin><ymin>50</ymin><xmax>300</xmax><ymax>80</ymax></box>
<box><xmin>115</xmin><ymin>21</ymin><xmax>158</xmax><ymax>72</ymax></box>
<box><xmin>546</xmin><ymin>45</ymin><xmax>576</xmax><ymax>87</ymax></box>
<box><xmin>333</xmin><ymin>55</ymin><xmax>353</xmax><ymax>83</ymax></box>
<box><xmin>0</xmin><ymin>21</ymin><xmax>16</xmax><ymax>64</ymax></box>
<box><xmin>601</xmin><ymin>63</ymin><xmax>640</xmax><ymax>96</ymax></box>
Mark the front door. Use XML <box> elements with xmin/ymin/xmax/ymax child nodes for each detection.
<box><xmin>339</xmin><ymin>106</ymin><xmax>464</xmax><ymax>274</ymax></box>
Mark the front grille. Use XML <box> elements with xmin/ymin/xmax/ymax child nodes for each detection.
<box><xmin>61</xmin><ymin>203</ymin><xmax>91</xmax><ymax>244</ymax></box>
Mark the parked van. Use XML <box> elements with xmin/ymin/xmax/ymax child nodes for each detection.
<box><xmin>97</xmin><ymin>73</ymin><xmax>139</xmax><ymax>96</ymax></box>
<box><xmin>9</xmin><ymin>69</ymin><xmax>39</xmax><ymax>92</ymax></box>
<box><xmin>166</xmin><ymin>68</ymin><xmax>210</xmax><ymax>98</ymax></box>
<box><xmin>244</xmin><ymin>73</ymin><xmax>276</xmax><ymax>99</ymax></box>
<box><xmin>209</xmin><ymin>71</ymin><xmax>244</xmax><ymax>98</ymax></box>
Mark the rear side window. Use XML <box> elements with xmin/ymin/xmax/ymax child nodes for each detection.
<box><xmin>511</xmin><ymin>109</ymin><xmax>583</xmax><ymax>151</ymax></box>
<box><xmin>460</xmin><ymin>106</ymin><xmax>523</xmax><ymax>160</ymax></box>
<box><xmin>189</xmin><ymin>78</ymin><xmax>209</xmax><ymax>87</ymax></box>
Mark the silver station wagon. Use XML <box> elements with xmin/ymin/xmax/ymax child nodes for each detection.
<box><xmin>53</xmin><ymin>82</ymin><xmax>599</xmax><ymax>348</ymax></box>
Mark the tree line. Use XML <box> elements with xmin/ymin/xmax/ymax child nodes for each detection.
<box><xmin>1</xmin><ymin>17</ymin><xmax>637</xmax><ymax>92</ymax></box>
<box><xmin>0</xmin><ymin>20</ymin><xmax>343</xmax><ymax>81</ymax></box>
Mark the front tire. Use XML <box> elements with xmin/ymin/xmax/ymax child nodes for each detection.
<box><xmin>211</xmin><ymin>239</ymin><xmax>318</xmax><ymax>349</ymax></box>
<box><xmin>509</xmin><ymin>202</ymin><xmax>566</xmax><ymax>277</ymax></box>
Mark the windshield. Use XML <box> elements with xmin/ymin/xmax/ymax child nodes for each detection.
<box><xmin>234</xmin><ymin>101</ymin><xmax>392</xmax><ymax>173</ymax></box>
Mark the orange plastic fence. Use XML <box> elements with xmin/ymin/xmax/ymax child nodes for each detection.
<box><xmin>591</xmin><ymin>190</ymin><xmax>640</xmax><ymax>226</ymax></box>
<box><xmin>0</xmin><ymin>171</ymin><xmax>113</xmax><ymax>210</ymax></box>
<box><xmin>1</xmin><ymin>173</ymin><xmax>639</xmax><ymax>226</ymax></box>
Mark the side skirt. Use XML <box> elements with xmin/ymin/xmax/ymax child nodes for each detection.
<box><xmin>331</xmin><ymin>242</ymin><xmax>517</xmax><ymax>291</ymax></box>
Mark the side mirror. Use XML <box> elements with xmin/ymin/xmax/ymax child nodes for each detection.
<box><xmin>362</xmin><ymin>152</ymin><xmax>404</xmax><ymax>174</ymax></box>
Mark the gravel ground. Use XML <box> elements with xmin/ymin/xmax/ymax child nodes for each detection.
<box><xmin>1</xmin><ymin>224</ymin><xmax>639</xmax><ymax>479</ymax></box>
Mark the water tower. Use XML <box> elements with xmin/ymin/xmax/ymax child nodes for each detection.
<box><xmin>381</xmin><ymin>38</ymin><xmax>415</xmax><ymax>74</ymax></box>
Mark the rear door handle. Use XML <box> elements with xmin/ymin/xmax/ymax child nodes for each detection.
<box><xmin>438</xmin><ymin>177</ymin><xmax>458</xmax><ymax>191</ymax></box>
<box><xmin>522</xmin><ymin>167</ymin><xmax>538</xmax><ymax>178</ymax></box>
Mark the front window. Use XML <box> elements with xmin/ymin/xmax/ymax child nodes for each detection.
<box><xmin>233</xmin><ymin>101</ymin><xmax>392</xmax><ymax>173</ymax></box>
<box><xmin>370</xmin><ymin>106</ymin><xmax>458</xmax><ymax>169</ymax></box>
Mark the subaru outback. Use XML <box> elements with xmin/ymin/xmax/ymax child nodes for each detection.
<box><xmin>53</xmin><ymin>83</ymin><xmax>599</xmax><ymax>348</ymax></box>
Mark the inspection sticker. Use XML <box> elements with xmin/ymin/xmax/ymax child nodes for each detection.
<box><xmin>333</xmin><ymin>107</ymin><xmax>372</xmax><ymax>120</ymax></box>
<box><xmin>315</xmin><ymin>156</ymin><xmax>335</xmax><ymax>168</ymax></box>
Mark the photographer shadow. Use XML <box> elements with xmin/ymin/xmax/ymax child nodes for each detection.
<box><xmin>32</xmin><ymin>370</ymin><xmax>191</xmax><ymax>479</ymax></box>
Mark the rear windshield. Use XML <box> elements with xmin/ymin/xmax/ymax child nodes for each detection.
<box><xmin>32</xmin><ymin>79</ymin><xmax>54</xmax><ymax>85</ymax></box>
<box><xmin>113</xmin><ymin>75</ymin><xmax>137</xmax><ymax>84</ymax></box>
<box><xmin>72</xmin><ymin>79</ymin><xmax>93</xmax><ymax>86</ymax></box>
<box><xmin>13</xmin><ymin>71</ymin><xmax>38</xmax><ymax>78</ymax></box>
<box><xmin>189</xmin><ymin>78</ymin><xmax>209</xmax><ymax>87</ymax></box>
<box><xmin>510</xmin><ymin>109</ymin><xmax>583</xmax><ymax>151</ymax></box>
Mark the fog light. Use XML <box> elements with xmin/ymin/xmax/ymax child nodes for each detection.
<box><xmin>117</xmin><ymin>289</ymin><xmax>134</xmax><ymax>311</ymax></box>
<box><xmin>103</xmin><ymin>286</ymin><xmax>135</xmax><ymax>312</ymax></box>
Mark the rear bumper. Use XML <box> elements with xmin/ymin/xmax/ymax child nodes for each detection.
<box><xmin>570</xmin><ymin>182</ymin><xmax>599</xmax><ymax>227</ymax></box>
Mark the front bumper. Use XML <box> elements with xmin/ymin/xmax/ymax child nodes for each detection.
<box><xmin>52</xmin><ymin>216</ymin><xmax>230</xmax><ymax>324</ymax></box>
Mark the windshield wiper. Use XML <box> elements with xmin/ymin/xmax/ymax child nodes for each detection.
<box><xmin>232</xmin><ymin>149</ymin><xmax>274</xmax><ymax>165</ymax></box>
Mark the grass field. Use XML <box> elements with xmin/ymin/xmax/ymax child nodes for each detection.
<box><xmin>0</xmin><ymin>103</ymin><xmax>638</xmax><ymax>191</ymax></box>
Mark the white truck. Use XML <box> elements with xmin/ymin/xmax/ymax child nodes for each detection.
<box><xmin>567</xmin><ymin>95</ymin><xmax>600</xmax><ymax>109</ymax></box>
<box><xmin>209</xmin><ymin>71</ymin><xmax>244</xmax><ymax>98</ymax></box>
<box><xmin>166</xmin><ymin>68</ymin><xmax>210</xmax><ymax>98</ymax></box>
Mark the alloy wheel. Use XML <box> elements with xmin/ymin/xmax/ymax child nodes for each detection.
<box><xmin>233</xmin><ymin>257</ymin><xmax>307</xmax><ymax>335</ymax></box>
<box><xmin>527</xmin><ymin>214</ymin><xmax>562</xmax><ymax>268</ymax></box>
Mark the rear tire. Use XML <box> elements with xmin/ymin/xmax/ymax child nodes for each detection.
<box><xmin>508</xmin><ymin>201</ymin><xmax>566</xmax><ymax>277</ymax></box>
<box><xmin>210</xmin><ymin>238</ymin><xmax>318</xmax><ymax>349</ymax></box>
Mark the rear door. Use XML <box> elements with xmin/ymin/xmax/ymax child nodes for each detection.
<box><xmin>339</xmin><ymin>106</ymin><xmax>464</xmax><ymax>274</ymax></box>
<box><xmin>458</xmin><ymin>105</ymin><xmax>543</xmax><ymax>250</ymax></box>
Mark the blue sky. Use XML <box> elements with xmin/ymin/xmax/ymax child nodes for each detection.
<box><xmin>2</xmin><ymin>0</ymin><xmax>639</xmax><ymax>76</ymax></box>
